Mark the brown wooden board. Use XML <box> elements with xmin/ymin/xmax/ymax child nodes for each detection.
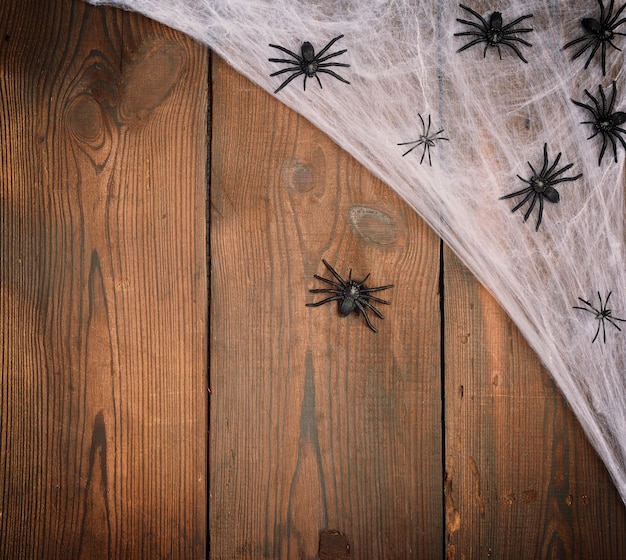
<box><xmin>0</xmin><ymin>1</ymin><xmax>207</xmax><ymax>557</ymax></box>
<box><xmin>210</xmin><ymin>56</ymin><xmax>443</xmax><ymax>558</ymax></box>
<box><xmin>444</xmin><ymin>246</ymin><xmax>626</xmax><ymax>559</ymax></box>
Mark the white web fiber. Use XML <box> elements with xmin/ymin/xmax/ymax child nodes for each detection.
<box><xmin>86</xmin><ymin>0</ymin><xmax>626</xmax><ymax>504</ymax></box>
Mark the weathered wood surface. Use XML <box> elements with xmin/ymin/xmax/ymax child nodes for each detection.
<box><xmin>209</xmin><ymin>56</ymin><xmax>443</xmax><ymax>559</ymax></box>
<box><xmin>2</xmin><ymin>1</ymin><xmax>626</xmax><ymax>559</ymax></box>
<box><xmin>0</xmin><ymin>1</ymin><xmax>207</xmax><ymax>558</ymax></box>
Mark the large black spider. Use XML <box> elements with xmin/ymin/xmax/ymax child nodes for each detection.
<box><xmin>563</xmin><ymin>0</ymin><xmax>626</xmax><ymax>76</ymax></box>
<box><xmin>306</xmin><ymin>259</ymin><xmax>394</xmax><ymax>333</ymax></box>
<box><xmin>500</xmin><ymin>143</ymin><xmax>582</xmax><ymax>231</ymax></box>
<box><xmin>454</xmin><ymin>4</ymin><xmax>534</xmax><ymax>63</ymax></box>
<box><xmin>571</xmin><ymin>81</ymin><xmax>626</xmax><ymax>165</ymax></box>
<box><xmin>268</xmin><ymin>35</ymin><xmax>350</xmax><ymax>94</ymax></box>
<box><xmin>573</xmin><ymin>291</ymin><xmax>625</xmax><ymax>343</ymax></box>
<box><xmin>397</xmin><ymin>113</ymin><xmax>449</xmax><ymax>166</ymax></box>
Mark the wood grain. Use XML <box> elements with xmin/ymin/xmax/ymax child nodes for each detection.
<box><xmin>0</xmin><ymin>1</ymin><xmax>207</xmax><ymax>558</ymax></box>
<box><xmin>210</xmin><ymin>55</ymin><xmax>443</xmax><ymax>558</ymax></box>
<box><xmin>443</xmin><ymin>246</ymin><xmax>626</xmax><ymax>559</ymax></box>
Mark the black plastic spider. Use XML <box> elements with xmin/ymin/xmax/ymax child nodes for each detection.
<box><xmin>397</xmin><ymin>114</ymin><xmax>449</xmax><ymax>166</ymax></box>
<box><xmin>500</xmin><ymin>143</ymin><xmax>582</xmax><ymax>231</ymax></box>
<box><xmin>454</xmin><ymin>4</ymin><xmax>533</xmax><ymax>63</ymax></box>
<box><xmin>306</xmin><ymin>259</ymin><xmax>394</xmax><ymax>333</ymax></box>
<box><xmin>268</xmin><ymin>35</ymin><xmax>350</xmax><ymax>94</ymax></box>
<box><xmin>573</xmin><ymin>291</ymin><xmax>625</xmax><ymax>343</ymax></box>
<box><xmin>563</xmin><ymin>0</ymin><xmax>626</xmax><ymax>76</ymax></box>
<box><xmin>571</xmin><ymin>81</ymin><xmax>626</xmax><ymax>165</ymax></box>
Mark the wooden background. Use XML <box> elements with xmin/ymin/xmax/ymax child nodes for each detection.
<box><xmin>1</xmin><ymin>1</ymin><xmax>625</xmax><ymax>558</ymax></box>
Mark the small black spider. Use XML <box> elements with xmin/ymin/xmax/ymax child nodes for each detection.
<box><xmin>397</xmin><ymin>113</ymin><xmax>449</xmax><ymax>166</ymax></box>
<box><xmin>500</xmin><ymin>143</ymin><xmax>582</xmax><ymax>231</ymax></box>
<box><xmin>563</xmin><ymin>0</ymin><xmax>626</xmax><ymax>76</ymax></box>
<box><xmin>454</xmin><ymin>4</ymin><xmax>533</xmax><ymax>63</ymax></box>
<box><xmin>571</xmin><ymin>81</ymin><xmax>626</xmax><ymax>165</ymax></box>
<box><xmin>268</xmin><ymin>35</ymin><xmax>350</xmax><ymax>94</ymax></box>
<box><xmin>306</xmin><ymin>259</ymin><xmax>394</xmax><ymax>333</ymax></box>
<box><xmin>573</xmin><ymin>291</ymin><xmax>625</xmax><ymax>343</ymax></box>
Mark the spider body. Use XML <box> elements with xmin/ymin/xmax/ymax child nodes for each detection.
<box><xmin>306</xmin><ymin>259</ymin><xmax>394</xmax><ymax>333</ymax></box>
<box><xmin>454</xmin><ymin>4</ymin><xmax>534</xmax><ymax>63</ymax></box>
<box><xmin>563</xmin><ymin>0</ymin><xmax>626</xmax><ymax>75</ymax></box>
<box><xmin>397</xmin><ymin>113</ymin><xmax>449</xmax><ymax>165</ymax></box>
<box><xmin>500</xmin><ymin>143</ymin><xmax>582</xmax><ymax>231</ymax></box>
<box><xmin>573</xmin><ymin>291</ymin><xmax>625</xmax><ymax>343</ymax></box>
<box><xmin>268</xmin><ymin>35</ymin><xmax>350</xmax><ymax>94</ymax></box>
<box><xmin>571</xmin><ymin>81</ymin><xmax>626</xmax><ymax>165</ymax></box>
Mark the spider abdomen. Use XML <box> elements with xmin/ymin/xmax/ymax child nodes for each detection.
<box><xmin>583</xmin><ymin>17</ymin><xmax>603</xmax><ymax>35</ymax></box>
<box><xmin>488</xmin><ymin>12</ymin><xmax>504</xmax><ymax>44</ymax></box>
<box><xmin>339</xmin><ymin>284</ymin><xmax>360</xmax><ymax>316</ymax></box>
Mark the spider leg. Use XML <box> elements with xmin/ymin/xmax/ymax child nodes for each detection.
<box><xmin>592</xmin><ymin>319</ymin><xmax>603</xmax><ymax>344</ymax></box>
<box><xmin>272</xmin><ymin>70</ymin><xmax>305</xmax><ymax>94</ymax></box>
<box><xmin>606</xmin><ymin>318</ymin><xmax>625</xmax><ymax>331</ymax></box>
<box><xmin>268</xmin><ymin>58</ymin><xmax>301</xmax><ymax>66</ymax></box>
<box><xmin>306</xmin><ymin>295</ymin><xmax>342</xmax><ymax>307</ymax></box>
<box><xmin>321</xmin><ymin>259</ymin><xmax>347</xmax><ymax>287</ymax></box>
<box><xmin>422</xmin><ymin>114</ymin><xmax>431</xmax><ymax>136</ymax></box>
<box><xmin>607</xmin><ymin>132</ymin><xmax>618</xmax><ymax>163</ymax></box>
<box><xmin>458</xmin><ymin>4</ymin><xmax>489</xmax><ymax>28</ymax></box>
<box><xmin>317</xmin><ymin>62</ymin><xmax>351</xmax><ymax>68</ymax></box>
<box><xmin>570</xmin><ymin>39</ymin><xmax>599</xmax><ymax>68</ymax></box>
<box><xmin>420</xmin><ymin>143</ymin><xmax>430</xmax><ymax>165</ymax></box>
<box><xmin>312</xmin><ymin>274</ymin><xmax>343</xmax><ymax>289</ymax></box>
<box><xmin>270</xmin><ymin>66</ymin><xmax>303</xmax><ymax>77</ymax></box>
<box><xmin>574</xmin><ymin>297</ymin><xmax>597</xmax><ymax>313</ymax></box>
<box><xmin>549</xmin><ymin>170</ymin><xmax>582</xmax><ymax>185</ymax></box>
<box><xmin>316</xmin><ymin>49</ymin><xmax>349</xmax><ymax>64</ymax></box>
<box><xmin>313</xmin><ymin>35</ymin><xmax>344</xmax><ymax>60</ymax></box>
<box><xmin>398</xmin><ymin>139</ymin><xmax>425</xmax><ymax>157</ymax></box>
<box><xmin>522</xmin><ymin>192</ymin><xmax>538</xmax><ymax>223</ymax></box>
<box><xmin>585</xmin><ymin>41</ymin><xmax>603</xmax><ymax>72</ymax></box>
<box><xmin>354</xmin><ymin>301</ymin><xmax>378</xmax><ymax>332</ymax></box>
<box><xmin>571</xmin><ymin>98</ymin><xmax>600</xmax><ymax>119</ymax></box>
<box><xmin>585</xmin><ymin>88</ymin><xmax>603</xmax><ymax>115</ymax></box>
<box><xmin>563</xmin><ymin>35</ymin><xmax>593</xmax><ymax>52</ymax></box>
<box><xmin>534</xmin><ymin>195</ymin><xmax>544</xmax><ymax>231</ymax></box>
<box><xmin>309</xmin><ymin>288</ymin><xmax>342</xmax><ymax>294</ymax></box>
<box><xmin>500</xmin><ymin>184</ymin><xmax>531</xmax><ymax>200</ymax></box>
<box><xmin>456</xmin><ymin>37</ymin><xmax>489</xmax><ymax>54</ymax></box>
<box><xmin>268</xmin><ymin>44</ymin><xmax>302</xmax><ymax>61</ymax></box>
<box><xmin>487</xmin><ymin>43</ymin><xmax>502</xmax><ymax>60</ymax></box>
<box><xmin>500</xmin><ymin>36</ymin><xmax>533</xmax><ymax>47</ymax></box>
<box><xmin>499</xmin><ymin>40</ymin><xmax>529</xmax><ymax>63</ymax></box>
<box><xmin>501</xmin><ymin>14</ymin><xmax>534</xmax><ymax>30</ymax></box>
<box><xmin>361</xmin><ymin>294</ymin><xmax>392</xmax><ymax>305</ymax></box>
<box><xmin>361</xmin><ymin>284</ymin><xmax>394</xmax><ymax>293</ymax></box>
<box><xmin>612</xmin><ymin>129</ymin><xmax>626</xmax><ymax>156</ymax></box>
<box><xmin>609</xmin><ymin>1</ymin><xmax>626</xmax><ymax>25</ymax></box>
<box><xmin>314</xmin><ymin>74</ymin><xmax>323</xmax><ymax>89</ymax></box>
<box><xmin>454</xmin><ymin>20</ymin><xmax>488</xmax><ymax>32</ymax></box>
<box><xmin>511</xmin><ymin>189</ymin><xmax>537</xmax><ymax>213</ymax></box>
<box><xmin>316</xmin><ymin>68</ymin><xmax>350</xmax><ymax>84</ymax></box>
<box><xmin>361</xmin><ymin>299</ymin><xmax>385</xmax><ymax>320</ymax></box>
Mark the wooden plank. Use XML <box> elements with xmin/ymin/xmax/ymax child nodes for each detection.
<box><xmin>443</xmin><ymin>246</ymin><xmax>626</xmax><ymax>558</ymax></box>
<box><xmin>210</xmin><ymin>55</ymin><xmax>443</xmax><ymax>558</ymax></box>
<box><xmin>0</xmin><ymin>1</ymin><xmax>207</xmax><ymax>558</ymax></box>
